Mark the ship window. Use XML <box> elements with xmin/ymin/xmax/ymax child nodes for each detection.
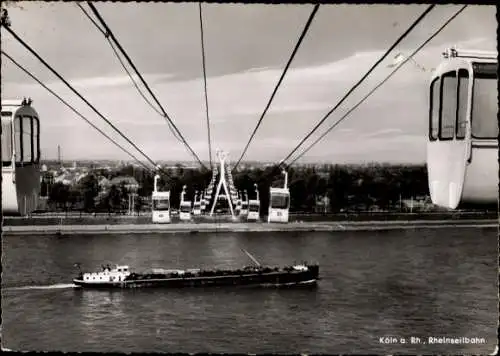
<box><xmin>1</xmin><ymin>114</ymin><xmax>12</xmax><ymax>166</ymax></box>
<box><xmin>429</xmin><ymin>77</ymin><xmax>440</xmax><ymax>140</ymax></box>
<box><xmin>456</xmin><ymin>69</ymin><xmax>469</xmax><ymax>140</ymax></box>
<box><xmin>439</xmin><ymin>71</ymin><xmax>457</xmax><ymax>140</ymax></box>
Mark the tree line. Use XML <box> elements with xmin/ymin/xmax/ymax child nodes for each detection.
<box><xmin>43</xmin><ymin>163</ymin><xmax>434</xmax><ymax>214</ymax></box>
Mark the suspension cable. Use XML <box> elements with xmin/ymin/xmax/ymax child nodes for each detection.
<box><xmin>231</xmin><ymin>4</ymin><xmax>320</xmax><ymax>172</ymax></box>
<box><xmin>2</xmin><ymin>50</ymin><xmax>154</xmax><ymax>172</ymax></box>
<box><xmin>107</xmin><ymin>38</ymin><xmax>162</xmax><ymax>118</ymax></box>
<box><xmin>279</xmin><ymin>4</ymin><xmax>436</xmax><ymax>166</ymax></box>
<box><xmin>86</xmin><ymin>2</ymin><xmax>207</xmax><ymax>170</ymax></box>
<box><xmin>76</xmin><ymin>2</ymin><xmax>106</xmax><ymax>36</ymax></box>
<box><xmin>198</xmin><ymin>3</ymin><xmax>213</xmax><ymax>169</ymax></box>
<box><xmin>287</xmin><ymin>5</ymin><xmax>468</xmax><ymax>166</ymax></box>
<box><xmin>106</xmin><ymin>36</ymin><xmax>183</xmax><ymax>143</ymax></box>
<box><xmin>77</xmin><ymin>3</ymin><xmax>183</xmax><ymax>143</ymax></box>
<box><xmin>1</xmin><ymin>23</ymin><xmax>162</xmax><ymax>169</ymax></box>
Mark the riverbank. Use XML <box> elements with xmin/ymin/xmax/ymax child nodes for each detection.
<box><xmin>3</xmin><ymin>210</ymin><xmax>497</xmax><ymax>226</ymax></box>
<box><xmin>3</xmin><ymin>219</ymin><xmax>497</xmax><ymax>235</ymax></box>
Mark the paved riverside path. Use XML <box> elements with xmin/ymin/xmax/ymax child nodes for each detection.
<box><xmin>3</xmin><ymin>219</ymin><xmax>497</xmax><ymax>235</ymax></box>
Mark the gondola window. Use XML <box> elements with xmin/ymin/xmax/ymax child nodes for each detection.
<box><xmin>456</xmin><ymin>69</ymin><xmax>469</xmax><ymax>139</ymax></box>
<box><xmin>1</xmin><ymin>112</ymin><xmax>12</xmax><ymax>166</ymax></box>
<box><xmin>429</xmin><ymin>77</ymin><xmax>440</xmax><ymax>140</ymax></box>
<box><xmin>439</xmin><ymin>72</ymin><xmax>457</xmax><ymax>140</ymax></box>
<box><xmin>153</xmin><ymin>199</ymin><xmax>169</xmax><ymax>210</ymax></box>
<box><xmin>22</xmin><ymin>116</ymin><xmax>32</xmax><ymax>162</ymax></box>
<box><xmin>14</xmin><ymin>116</ymin><xmax>22</xmax><ymax>164</ymax></box>
<box><xmin>33</xmin><ymin>118</ymin><xmax>40</xmax><ymax>162</ymax></box>
<box><xmin>471</xmin><ymin>62</ymin><xmax>498</xmax><ymax>139</ymax></box>
<box><xmin>271</xmin><ymin>194</ymin><xmax>289</xmax><ymax>209</ymax></box>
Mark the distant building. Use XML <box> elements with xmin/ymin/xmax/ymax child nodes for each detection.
<box><xmin>109</xmin><ymin>176</ymin><xmax>139</xmax><ymax>192</ymax></box>
<box><xmin>40</xmin><ymin>171</ymin><xmax>54</xmax><ymax>197</ymax></box>
<box><xmin>98</xmin><ymin>177</ymin><xmax>111</xmax><ymax>189</ymax></box>
<box><xmin>401</xmin><ymin>195</ymin><xmax>432</xmax><ymax>211</ymax></box>
<box><xmin>53</xmin><ymin>170</ymin><xmax>88</xmax><ymax>186</ymax></box>
<box><xmin>54</xmin><ymin>172</ymin><xmax>73</xmax><ymax>185</ymax></box>
<box><xmin>317</xmin><ymin>172</ymin><xmax>329</xmax><ymax>179</ymax></box>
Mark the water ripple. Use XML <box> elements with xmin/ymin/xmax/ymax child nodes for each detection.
<box><xmin>1</xmin><ymin>228</ymin><xmax>497</xmax><ymax>354</ymax></box>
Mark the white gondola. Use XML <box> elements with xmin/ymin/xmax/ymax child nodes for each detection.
<box><xmin>179</xmin><ymin>185</ymin><xmax>192</xmax><ymax>221</ymax></box>
<box><xmin>200</xmin><ymin>189</ymin><xmax>207</xmax><ymax>213</ymax></box>
<box><xmin>192</xmin><ymin>190</ymin><xmax>201</xmax><ymax>216</ymax></box>
<box><xmin>247</xmin><ymin>183</ymin><xmax>260</xmax><ymax>222</ymax></box>
<box><xmin>204</xmin><ymin>188</ymin><xmax>212</xmax><ymax>209</ymax></box>
<box><xmin>239</xmin><ymin>190</ymin><xmax>249</xmax><ymax>217</ymax></box>
<box><xmin>427</xmin><ymin>47</ymin><xmax>498</xmax><ymax>209</ymax></box>
<box><xmin>234</xmin><ymin>191</ymin><xmax>242</xmax><ymax>215</ymax></box>
<box><xmin>1</xmin><ymin>98</ymin><xmax>41</xmax><ymax>216</ymax></box>
<box><xmin>152</xmin><ymin>174</ymin><xmax>171</xmax><ymax>223</ymax></box>
<box><xmin>268</xmin><ymin>170</ymin><xmax>290</xmax><ymax>223</ymax></box>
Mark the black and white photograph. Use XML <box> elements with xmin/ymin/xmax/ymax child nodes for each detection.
<box><xmin>1</xmin><ymin>1</ymin><xmax>498</xmax><ymax>354</ymax></box>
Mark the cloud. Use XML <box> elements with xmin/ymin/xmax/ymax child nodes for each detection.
<box><xmin>300</xmin><ymin>134</ymin><xmax>426</xmax><ymax>164</ymax></box>
<box><xmin>1</xmin><ymin>4</ymin><xmax>495</xmax><ymax>164</ymax></box>
<box><xmin>64</xmin><ymin>73</ymin><xmax>176</xmax><ymax>90</ymax></box>
<box><xmin>0</xmin><ymin>45</ymin><xmax>472</xmax><ymax>162</ymax></box>
<box><xmin>361</xmin><ymin>128</ymin><xmax>403</xmax><ymax>138</ymax></box>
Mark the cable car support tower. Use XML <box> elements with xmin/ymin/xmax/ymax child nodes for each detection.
<box><xmin>209</xmin><ymin>149</ymin><xmax>236</xmax><ymax>218</ymax></box>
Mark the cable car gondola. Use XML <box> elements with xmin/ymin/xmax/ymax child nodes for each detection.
<box><xmin>179</xmin><ymin>185</ymin><xmax>192</xmax><ymax>221</ymax></box>
<box><xmin>247</xmin><ymin>183</ymin><xmax>260</xmax><ymax>222</ymax></box>
<box><xmin>151</xmin><ymin>174</ymin><xmax>171</xmax><ymax>223</ymax></box>
<box><xmin>427</xmin><ymin>47</ymin><xmax>498</xmax><ymax>209</ymax></box>
<box><xmin>192</xmin><ymin>191</ymin><xmax>202</xmax><ymax>216</ymax></box>
<box><xmin>268</xmin><ymin>170</ymin><xmax>290</xmax><ymax>223</ymax></box>
<box><xmin>1</xmin><ymin>98</ymin><xmax>41</xmax><ymax>216</ymax></box>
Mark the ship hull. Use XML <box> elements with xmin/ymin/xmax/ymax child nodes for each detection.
<box><xmin>73</xmin><ymin>268</ymin><xmax>319</xmax><ymax>289</ymax></box>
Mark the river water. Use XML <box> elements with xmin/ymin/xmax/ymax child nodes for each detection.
<box><xmin>2</xmin><ymin>227</ymin><xmax>497</xmax><ymax>354</ymax></box>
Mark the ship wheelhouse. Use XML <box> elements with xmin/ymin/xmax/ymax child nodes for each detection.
<box><xmin>81</xmin><ymin>265</ymin><xmax>131</xmax><ymax>283</ymax></box>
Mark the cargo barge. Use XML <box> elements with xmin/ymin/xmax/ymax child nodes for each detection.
<box><xmin>72</xmin><ymin>262</ymin><xmax>319</xmax><ymax>289</ymax></box>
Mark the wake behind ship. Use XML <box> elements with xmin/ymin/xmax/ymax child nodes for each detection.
<box><xmin>72</xmin><ymin>262</ymin><xmax>319</xmax><ymax>289</ymax></box>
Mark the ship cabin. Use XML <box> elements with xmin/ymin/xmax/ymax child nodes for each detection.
<box><xmin>292</xmin><ymin>264</ymin><xmax>308</xmax><ymax>272</ymax></box>
<box><xmin>82</xmin><ymin>264</ymin><xmax>131</xmax><ymax>283</ymax></box>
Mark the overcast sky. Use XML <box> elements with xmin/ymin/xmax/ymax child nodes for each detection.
<box><xmin>1</xmin><ymin>2</ymin><xmax>496</xmax><ymax>165</ymax></box>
